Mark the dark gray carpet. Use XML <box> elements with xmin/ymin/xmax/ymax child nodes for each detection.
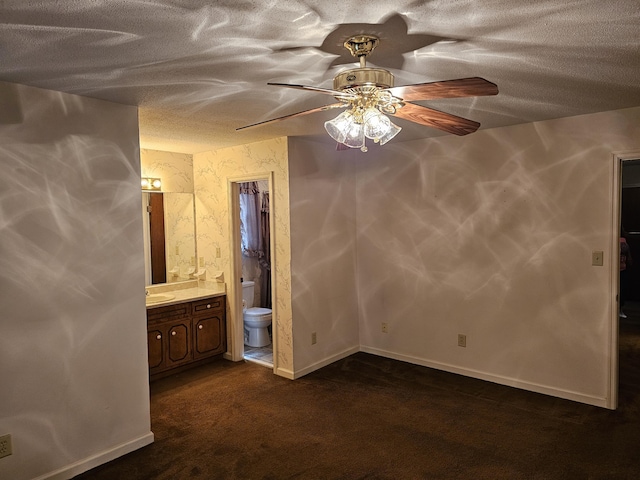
<box><xmin>74</xmin><ymin>317</ymin><xmax>640</xmax><ymax>480</ymax></box>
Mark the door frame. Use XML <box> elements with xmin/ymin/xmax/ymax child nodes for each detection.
<box><xmin>610</xmin><ymin>149</ymin><xmax>640</xmax><ymax>408</ymax></box>
<box><xmin>227</xmin><ymin>172</ymin><xmax>277</xmax><ymax>371</ymax></box>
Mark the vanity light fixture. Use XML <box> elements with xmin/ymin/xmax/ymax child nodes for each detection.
<box><xmin>141</xmin><ymin>177</ymin><xmax>162</xmax><ymax>191</ymax></box>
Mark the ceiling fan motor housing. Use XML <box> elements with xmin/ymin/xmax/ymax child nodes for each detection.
<box><xmin>333</xmin><ymin>67</ymin><xmax>394</xmax><ymax>91</ymax></box>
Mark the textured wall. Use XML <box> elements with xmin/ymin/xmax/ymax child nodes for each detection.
<box><xmin>0</xmin><ymin>81</ymin><xmax>152</xmax><ymax>479</ymax></box>
<box><xmin>356</xmin><ymin>106</ymin><xmax>640</xmax><ymax>406</ymax></box>
<box><xmin>288</xmin><ymin>138</ymin><xmax>360</xmax><ymax>374</ymax></box>
<box><xmin>193</xmin><ymin>138</ymin><xmax>294</xmax><ymax>373</ymax></box>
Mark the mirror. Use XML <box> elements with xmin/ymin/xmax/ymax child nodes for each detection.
<box><xmin>142</xmin><ymin>192</ymin><xmax>197</xmax><ymax>286</ymax></box>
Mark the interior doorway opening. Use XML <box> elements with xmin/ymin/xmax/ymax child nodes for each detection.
<box><xmin>617</xmin><ymin>155</ymin><xmax>640</xmax><ymax>408</ymax></box>
<box><xmin>228</xmin><ymin>173</ymin><xmax>277</xmax><ymax>371</ymax></box>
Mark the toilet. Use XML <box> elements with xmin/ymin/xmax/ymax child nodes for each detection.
<box><xmin>242</xmin><ymin>280</ymin><xmax>272</xmax><ymax>347</ymax></box>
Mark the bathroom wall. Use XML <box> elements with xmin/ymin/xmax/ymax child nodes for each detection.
<box><xmin>193</xmin><ymin>138</ymin><xmax>294</xmax><ymax>375</ymax></box>
<box><xmin>0</xmin><ymin>81</ymin><xmax>152</xmax><ymax>479</ymax></box>
<box><xmin>356</xmin><ymin>106</ymin><xmax>640</xmax><ymax>407</ymax></box>
<box><xmin>287</xmin><ymin>138</ymin><xmax>360</xmax><ymax>375</ymax></box>
<box><xmin>140</xmin><ymin>148</ymin><xmax>194</xmax><ymax>193</ymax></box>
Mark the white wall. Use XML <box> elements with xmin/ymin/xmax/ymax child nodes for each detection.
<box><xmin>356</xmin><ymin>106</ymin><xmax>640</xmax><ymax>407</ymax></box>
<box><xmin>288</xmin><ymin>138</ymin><xmax>360</xmax><ymax>375</ymax></box>
<box><xmin>0</xmin><ymin>81</ymin><xmax>152</xmax><ymax>480</ymax></box>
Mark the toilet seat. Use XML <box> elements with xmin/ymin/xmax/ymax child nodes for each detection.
<box><xmin>245</xmin><ymin>307</ymin><xmax>272</xmax><ymax>318</ymax></box>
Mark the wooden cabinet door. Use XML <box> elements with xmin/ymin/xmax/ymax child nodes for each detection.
<box><xmin>193</xmin><ymin>315</ymin><xmax>225</xmax><ymax>360</ymax></box>
<box><xmin>147</xmin><ymin>296</ymin><xmax>226</xmax><ymax>379</ymax></box>
<box><xmin>167</xmin><ymin>321</ymin><xmax>191</xmax><ymax>367</ymax></box>
<box><xmin>147</xmin><ymin>327</ymin><xmax>165</xmax><ymax>373</ymax></box>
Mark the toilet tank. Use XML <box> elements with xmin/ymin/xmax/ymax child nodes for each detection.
<box><xmin>242</xmin><ymin>281</ymin><xmax>255</xmax><ymax>308</ymax></box>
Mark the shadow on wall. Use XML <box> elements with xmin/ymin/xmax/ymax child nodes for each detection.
<box><xmin>0</xmin><ymin>82</ymin><xmax>23</xmax><ymax>124</ymax></box>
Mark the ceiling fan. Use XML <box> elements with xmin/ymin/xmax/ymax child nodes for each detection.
<box><xmin>237</xmin><ymin>35</ymin><xmax>498</xmax><ymax>152</ymax></box>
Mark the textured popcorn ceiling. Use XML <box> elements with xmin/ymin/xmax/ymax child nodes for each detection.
<box><xmin>0</xmin><ymin>0</ymin><xmax>639</xmax><ymax>154</ymax></box>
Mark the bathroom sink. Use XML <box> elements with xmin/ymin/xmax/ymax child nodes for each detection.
<box><xmin>146</xmin><ymin>293</ymin><xmax>176</xmax><ymax>305</ymax></box>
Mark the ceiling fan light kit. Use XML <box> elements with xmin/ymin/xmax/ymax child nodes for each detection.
<box><xmin>328</xmin><ymin>38</ymin><xmax>403</xmax><ymax>152</ymax></box>
<box><xmin>237</xmin><ymin>34</ymin><xmax>498</xmax><ymax>152</ymax></box>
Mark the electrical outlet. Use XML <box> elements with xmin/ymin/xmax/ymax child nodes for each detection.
<box><xmin>216</xmin><ymin>247</ymin><xmax>221</xmax><ymax>258</ymax></box>
<box><xmin>381</xmin><ymin>322</ymin><xmax>388</xmax><ymax>333</ymax></box>
<box><xmin>311</xmin><ymin>332</ymin><xmax>317</xmax><ymax>345</ymax></box>
<box><xmin>592</xmin><ymin>251</ymin><xmax>604</xmax><ymax>266</ymax></box>
<box><xmin>458</xmin><ymin>334</ymin><xmax>467</xmax><ymax>348</ymax></box>
<box><xmin>199</xmin><ymin>257</ymin><xmax>205</xmax><ymax>267</ymax></box>
<box><xmin>175</xmin><ymin>246</ymin><xmax>180</xmax><ymax>255</ymax></box>
<box><xmin>0</xmin><ymin>434</ymin><xmax>12</xmax><ymax>459</ymax></box>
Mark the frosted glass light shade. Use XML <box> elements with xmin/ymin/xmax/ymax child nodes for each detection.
<box><xmin>363</xmin><ymin>107</ymin><xmax>391</xmax><ymax>140</ymax></box>
<box><xmin>325</xmin><ymin>105</ymin><xmax>399</xmax><ymax>151</ymax></box>
<box><xmin>378</xmin><ymin>121</ymin><xmax>402</xmax><ymax>145</ymax></box>
<box><xmin>324</xmin><ymin>110</ymin><xmax>353</xmax><ymax>143</ymax></box>
<box><xmin>342</xmin><ymin>121</ymin><xmax>365</xmax><ymax>149</ymax></box>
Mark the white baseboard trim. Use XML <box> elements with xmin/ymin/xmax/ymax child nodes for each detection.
<box><xmin>360</xmin><ymin>346</ymin><xmax>609</xmax><ymax>408</ymax></box>
<box><xmin>33</xmin><ymin>431</ymin><xmax>154</xmax><ymax>480</ymax></box>
<box><xmin>275</xmin><ymin>366</ymin><xmax>295</xmax><ymax>379</ymax></box>
<box><xmin>292</xmin><ymin>346</ymin><xmax>360</xmax><ymax>379</ymax></box>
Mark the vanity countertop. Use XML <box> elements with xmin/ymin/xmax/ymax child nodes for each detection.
<box><xmin>146</xmin><ymin>283</ymin><xmax>226</xmax><ymax>309</ymax></box>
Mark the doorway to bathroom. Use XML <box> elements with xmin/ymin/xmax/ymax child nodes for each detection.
<box><xmin>229</xmin><ymin>173</ymin><xmax>276</xmax><ymax>370</ymax></box>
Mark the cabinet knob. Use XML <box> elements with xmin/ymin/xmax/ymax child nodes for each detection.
<box><xmin>171</xmin><ymin>330</ymin><xmax>177</xmax><ymax>336</ymax></box>
<box><xmin>198</xmin><ymin>324</ymin><xmax>203</xmax><ymax>330</ymax></box>
<box><xmin>156</xmin><ymin>334</ymin><xmax>161</xmax><ymax>340</ymax></box>
<box><xmin>206</xmin><ymin>304</ymin><xmax>211</xmax><ymax>309</ymax></box>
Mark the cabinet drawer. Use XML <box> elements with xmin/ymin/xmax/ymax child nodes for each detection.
<box><xmin>147</xmin><ymin>302</ymin><xmax>190</xmax><ymax>324</ymax></box>
<box><xmin>192</xmin><ymin>296</ymin><xmax>224</xmax><ymax>316</ymax></box>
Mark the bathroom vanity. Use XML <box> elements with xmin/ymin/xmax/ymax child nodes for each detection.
<box><xmin>146</xmin><ymin>285</ymin><xmax>226</xmax><ymax>380</ymax></box>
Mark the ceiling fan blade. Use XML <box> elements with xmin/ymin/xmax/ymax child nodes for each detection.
<box><xmin>236</xmin><ymin>103</ymin><xmax>346</xmax><ymax>131</ymax></box>
<box><xmin>387</xmin><ymin>77</ymin><xmax>498</xmax><ymax>102</ymax></box>
<box><xmin>391</xmin><ymin>103</ymin><xmax>481</xmax><ymax>136</ymax></box>
<box><xmin>268</xmin><ymin>82</ymin><xmax>356</xmax><ymax>100</ymax></box>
